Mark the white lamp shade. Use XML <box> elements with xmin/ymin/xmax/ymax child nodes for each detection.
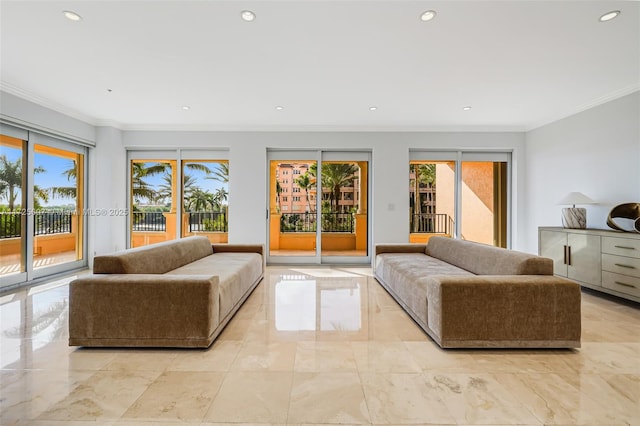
<box><xmin>557</xmin><ymin>192</ymin><xmax>596</xmax><ymax>206</ymax></box>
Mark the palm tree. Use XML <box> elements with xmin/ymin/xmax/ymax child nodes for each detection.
<box><xmin>275</xmin><ymin>180</ymin><xmax>283</xmax><ymax>213</ymax></box>
<box><xmin>132</xmin><ymin>161</ymin><xmax>213</xmax><ymax>204</ymax></box>
<box><xmin>131</xmin><ymin>162</ymin><xmax>158</xmax><ymax>203</ymax></box>
<box><xmin>295</xmin><ymin>172</ymin><xmax>314</xmax><ymax>212</ymax></box>
<box><xmin>0</xmin><ymin>155</ymin><xmax>22</xmax><ymax>211</ymax></box>
<box><xmin>212</xmin><ymin>187</ymin><xmax>228</xmax><ymax>211</ymax></box>
<box><xmin>48</xmin><ymin>160</ymin><xmax>77</xmax><ymax>200</ymax></box>
<box><xmin>157</xmin><ymin>173</ymin><xmax>197</xmax><ymax>207</ymax></box>
<box><xmin>185</xmin><ymin>188</ymin><xmax>215</xmax><ymax>212</ymax></box>
<box><xmin>410</xmin><ymin>163</ymin><xmax>436</xmax><ymax>232</ymax></box>
<box><xmin>321</xmin><ymin>163</ymin><xmax>358</xmax><ymax>213</ymax></box>
<box><xmin>0</xmin><ymin>154</ymin><xmax>46</xmax><ymax>210</ymax></box>
<box><xmin>207</xmin><ymin>162</ymin><xmax>229</xmax><ymax>184</ymax></box>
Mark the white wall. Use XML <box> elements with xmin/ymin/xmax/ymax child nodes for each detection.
<box><xmin>123</xmin><ymin>131</ymin><xmax>526</xmax><ymax>250</ymax></box>
<box><xmin>0</xmin><ymin>91</ymin><xmax>529</xmax><ymax>264</ymax></box>
<box><xmin>0</xmin><ymin>91</ymin><xmax>95</xmax><ymax>143</ymax></box>
<box><xmin>90</xmin><ymin>127</ymin><xmax>127</xmax><ymax>260</ymax></box>
<box><xmin>523</xmin><ymin>91</ymin><xmax>640</xmax><ymax>254</ymax></box>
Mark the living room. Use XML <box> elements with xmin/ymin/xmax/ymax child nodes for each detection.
<box><xmin>1</xmin><ymin>1</ymin><xmax>638</xmax><ymax>424</ymax></box>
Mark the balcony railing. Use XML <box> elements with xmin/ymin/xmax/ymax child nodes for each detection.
<box><xmin>410</xmin><ymin>213</ymin><xmax>452</xmax><ymax>234</ymax></box>
<box><xmin>132</xmin><ymin>212</ymin><xmax>166</xmax><ymax>232</ymax></box>
<box><xmin>0</xmin><ymin>211</ymin><xmax>73</xmax><ymax>239</ymax></box>
<box><xmin>188</xmin><ymin>212</ymin><xmax>227</xmax><ymax>232</ymax></box>
<box><xmin>280</xmin><ymin>212</ymin><xmax>354</xmax><ymax>233</ymax></box>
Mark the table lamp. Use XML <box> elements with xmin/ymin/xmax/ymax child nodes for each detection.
<box><xmin>558</xmin><ymin>192</ymin><xmax>596</xmax><ymax>229</ymax></box>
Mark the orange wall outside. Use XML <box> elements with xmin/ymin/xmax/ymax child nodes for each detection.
<box><xmin>417</xmin><ymin>161</ymin><xmax>495</xmax><ymax>246</ymax></box>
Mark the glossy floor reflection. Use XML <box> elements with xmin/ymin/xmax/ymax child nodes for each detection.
<box><xmin>1</xmin><ymin>266</ymin><xmax>639</xmax><ymax>425</ymax></box>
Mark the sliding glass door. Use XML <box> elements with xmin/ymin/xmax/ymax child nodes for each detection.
<box><xmin>127</xmin><ymin>150</ymin><xmax>229</xmax><ymax>248</ymax></box>
<box><xmin>460</xmin><ymin>154</ymin><xmax>509</xmax><ymax>247</ymax></box>
<box><xmin>1</xmin><ymin>132</ymin><xmax>27</xmax><ymax>285</ymax></box>
<box><xmin>267</xmin><ymin>150</ymin><xmax>370</xmax><ymax>264</ymax></box>
<box><xmin>1</xmin><ymin>125</ymin><xmax>87</xmax><ymax>288</ymax></box>
<box><xmin>409</xmin><ymin>151</ymin><xmax>510</xmax><ymax>248</ymax></box>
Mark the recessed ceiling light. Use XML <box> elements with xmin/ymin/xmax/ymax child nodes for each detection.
<box><xmin>420</xmin><ymin>10</ymin><xmax>437</xmax><ymax>22</ymax></box>
<box><xmin>599</xmin><ymin>10</ymin><xmax>620</xmax><ymax>22</ymax></box>
<box><xmin>62</xmin><ymin>10</ymin><xmax>82</xmax><ymax>21</ymax></box>
<box><xmin>181</xmin><ymin>106</ymin><xmax>191</xmax><ymax>111</ymax></box>
<box><xmin>107</xmin><ymin>88</ymin><xmax>113</xmax><ymax>93</ymax></box>
<box><xmin>275</xmin><ymin>106</ymin><xmax>284</xmax><ymax>111</ymax></box>
<box><xmin>369</xmin><ymin>106</ymin><xmax>378</xmax><ymax>111</ymax></box>
<box><xmin>462</xmin><ymin>106</ymin><xmax>472</xmax><ymax>111</ymax></box>
<box><xmin>241</xmin><ymin>10</ymin><xmax>256</xmax><ymax>22</ymax></box>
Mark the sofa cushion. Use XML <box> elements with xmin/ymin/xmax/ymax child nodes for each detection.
<box><xmin>375</xmin><ymin>253</ymin><xmax>472</xmax><ymax>324</ymax></box>
<box><xmin>93</xmin><ymin>236</ymin><xmax>214</xmax><ymax>274</ymax></box>
<box><xmin>426</xmin><ymin>236</ymin><xmax>553</xmax><ymax>275</ymax></box>
<box><xmin>167</xmin><ymin>252</ymin><xmax>263</xmax><ymax>320</ymax></box>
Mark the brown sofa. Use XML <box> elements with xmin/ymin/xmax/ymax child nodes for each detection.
<box><xmin>374</xmin><ymin>237</ymin><xmax>581</xmax><ymax>348</ymax></box>
<box><xmin>69</xmin><ymin>236</ymin><xmax>264</xmax><ymax>348</ymax></box>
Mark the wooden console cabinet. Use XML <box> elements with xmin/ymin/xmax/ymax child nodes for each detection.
<box><xmin>539</xmin><ymin>227</ymin><xmax>640</xmax><ymax>303</ymax></box>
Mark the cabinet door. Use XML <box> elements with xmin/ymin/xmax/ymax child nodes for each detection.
<box><xmin>540</xmin><ymin>230</ymin><xmax>568</xmax><ymax>277</ymax></box>
<box><xmin>567</xmin><ymin>233</ymin><xmax>601</xmax><ymax>286</ymax></box>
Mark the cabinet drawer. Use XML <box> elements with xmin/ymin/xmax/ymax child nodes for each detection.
<box><xmin>602</xmin><ymin>254</ymin><xmax>640</xmax><ymax>278</ymax></box>
<box><xmin>602</xmin><ymin>271</ymin><xmax>640</xmax><ymax>298</ymax></box>
<box><xmin>602</xmin><ymin>236</ymin><xmax>640</xmax><ymax>259</ymax></box>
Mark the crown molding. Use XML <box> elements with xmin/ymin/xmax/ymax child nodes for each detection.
<box><xmin>525</xmin><ymin>84</ymin><xmax>640</xmax><ymax>132</ymax></box>
<box><xmin>117</xmin><ymin>123</ymin><xmax>526</xmax><ymax>133</ymax></box>
<box><xmin>0</xmin><ymin>81</ymin><xmax>102</xmax><ymax>126</ymax></box>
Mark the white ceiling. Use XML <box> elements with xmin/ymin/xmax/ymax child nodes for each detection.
<box><xmin>1</xmin><ymin>0</ymin><xmax>638</xmax><ymax>131</ymax></box>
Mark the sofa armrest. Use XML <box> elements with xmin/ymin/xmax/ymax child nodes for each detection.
<box><xmin>375</xmin><ymin>244</ymin><xmax>428</xmax><ymax>256</ymax></box>
<box><xmin>212</xmin><ymin>244</ymin><xmax>264</xmax><ymax>255</ymax></box>
<box><xmin>426</xmin><ymin>275</ymin><xmax>581</xmax><ymax>345</ymax></box>
<box><xmin>69</xmin><ymin>274</ymin><xmax>219</xmax><ymax>345</ymax></box>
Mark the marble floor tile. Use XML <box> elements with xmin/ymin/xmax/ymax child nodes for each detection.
<box><xmin>121</xmin><ymin>371</ymin><xmax>224</xmax><ymax>422</ymax></box>
<box><xmin>287</xmin><ymin>372</ymin><xmax>370</xmax><ymax>424</ymax></box>
<box><xmin>22</xmin><ymin>421</ymin><xmax>116</xmax><ymax>426</ymax></box>
<box><xmin>495</xmin><ymin>372</ymin><xmax>632</xmax><ymax>425</ymax></box>
<box><xmin>35</xmin><ymin>369</ymin><xmax>161</xmax><ymax>421</ymax></box>
<box><xmin>2</xmin><ymin>266</ymin><xmax>639</xmax><ymax>425</ymax></box>
<box><xmin>215</xmin><ymin>318</ymin><xmax>254</xmax><ymax>341</ymax></box>
<box><xmin>230</xmin><ymin>341</ymin><xmax>298</xmax><ymax>371</ymax></box>
<box><xmin>204</xmin><ymin>371</ymin><xmax>292</xmax><ymax>423</ymax></box>
<box><xmin>404</xmin><ymin>341</ymin><xmax>479</xmax><ymax>373</ymax></box>
<box><xmin>470</xmin><ymin>350</ymin><xmax>561</xmax><ymax>374</ymax></box>
<box><xmin>560</xmin><ymin>342</ymin><xmax>640</xmax><ymax>374</ymax></box>
<box><xmin>558</xmin><ymin>373</ymin><xmax>640</xmax><ymax>424</ymax></box>
<box><xmin>293</xmin><ymin>341</ymin><xmax>358</xmax><ymax>372</ymax></box>
<box><xmin>166</xmin><ymin>340</ymin><xmax>242</xmax><ymax>372</ymax></box>
<box><xmin>360</xmin><ymin>372</ymin><xmax>456</xmax><ymax>424</ymax></box>
<box><xmin>0</xmin><ymin>369</ymin><xmax>96</xmax><ymax>423</ymax></box>
<box><xmin>427</xmin><ymin>373</ymin><xmax>541</xmax><ymax>425</ymax></box>
<box><xmin>101</xmin><ymin>349</ymin><xmax>179</xmax><ymax>372</ymax></box>
<box><xmin>352</xmin><ymin>341</ymin><xmax>423</xmax><ymax>372</ymax></box>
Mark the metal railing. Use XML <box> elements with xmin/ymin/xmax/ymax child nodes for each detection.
<box><xmin>0</xmin><ymin>211</ymin><xmax>73</xmax><ymax>239</ymax></box>
<box><xmin>188</xmin><ymin>212</ymin><xmax>227</xmax><ymax>232</ymax></box>
<box><xmin>281</xmin><ymin>212</ymin><xmax>317</xmax><ymax>232</ymax></box>
<box><xmin>410</xmin><ymin>213</ymin><xmax>451</xmax><ymax>234</ymax></box>
<box><xmin>132</xmin><ymin>212</ymin><xmax>166</xmax><ymax>232</ymax></box>
<box><xmin>280</xmin><ymin>212</ymin><xmax>354</xmax><ymax>233</ymax></box>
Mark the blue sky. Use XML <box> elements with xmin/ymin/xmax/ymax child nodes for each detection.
<box><xmin>1</xmin><ymin>147</ymin><xmax>228</xmax><ymax>208</ymax></box>
<box><xmin>137</xmin><ymin>161</ymin><xmax>227</xmax><ymax>205</ymax></box>
<box><xmin>1</xmin><ymin>146</ymin><xmax>76</xmax><ymax>207</ymax></box>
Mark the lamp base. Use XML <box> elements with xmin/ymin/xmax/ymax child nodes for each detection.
<box><xmin>562</xmin><ymin>207</ymin><xmax>587</xmax><ymax>229</ymax></box>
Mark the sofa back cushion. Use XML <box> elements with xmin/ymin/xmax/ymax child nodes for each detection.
<box><xmin>93</xmin><ymin>236</ymin><xmax>214</xmax><ymax>274</ymax></box>
<box><xmin>426</xmin><ymin>236</ymin><xmax>553</xmax><ymax>275</ymax></box>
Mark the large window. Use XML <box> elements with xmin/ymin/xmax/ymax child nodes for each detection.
<box><xmin>1</xmin><ymin>126</ymin><xmax>87</xmax><ymax>288</ymax></box>
<box><xmin>267</xmin><ymin>151</ymin><xmax>370</xmax><ymax>264</ymax></box>
<box><xmin>410</xmin><ymin>151</ymin><xmax>510</xmax><ymax>248</ymax></box>
<box><xmin>182</xmin><ymin>160</ymin><xmax>229</xmax><ymax>243</ymax></box>
<box><xmin>127</xmin><ymin>150</ymin><xmax>228</xmax><ymax>248</ymax></box>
